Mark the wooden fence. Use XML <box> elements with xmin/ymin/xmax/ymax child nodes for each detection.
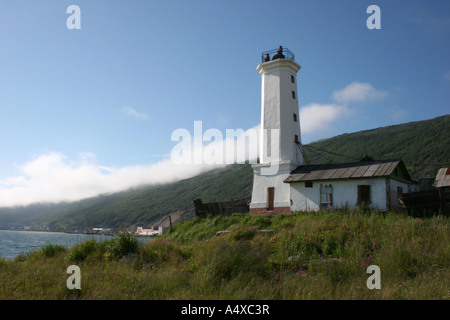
<box><xmin>397</xmin><ymin>189</ymin><xmax>442</xmax><ymax>217</ymax></box>
<box><xmin>193</xmin><ymin>196</ymin><xmax>251</xmax><ymax>218</ymax></box>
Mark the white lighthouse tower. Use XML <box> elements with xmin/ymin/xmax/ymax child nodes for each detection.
<box><xmin>249</xmin><ymin>46</ymin><xmax>303</xmax><ymax>215</ymax></box>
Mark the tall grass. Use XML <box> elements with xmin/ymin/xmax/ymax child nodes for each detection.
<box><xmin>0</xmin><ymin>209</ymin><xmax>448</xmax><ymax>299</ymax></box>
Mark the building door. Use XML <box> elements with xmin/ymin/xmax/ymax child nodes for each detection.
<box><xmin>267</xmin><ymin>187</ymin><xmax>275</xmax><ymax>210</ymax></box>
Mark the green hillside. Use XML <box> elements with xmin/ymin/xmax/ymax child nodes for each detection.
<box><xmin>46</xmin><ymin>163</ymin><xmax>254</xmax><ymax>230</ymax></box>
<box><xmin>0</xmin><ymin>115</ymin><xmax>448</xmax><ymax>231</ymax></box>
<box><xmin>303</xmin><ymin>115</ymin><xmax>450</xmax><ymax>179</ymax></box>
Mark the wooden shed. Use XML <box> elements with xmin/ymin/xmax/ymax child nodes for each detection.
<box><xmin>434</xmin><ymin>168</ymin><xmax>450</xmax><ymax>215</ymax></box>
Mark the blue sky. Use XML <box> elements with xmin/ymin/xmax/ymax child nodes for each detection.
<box><xmin>0</xmin><ymin>0</ymin><xmax>449</xmax><ymax>206</ymax></box>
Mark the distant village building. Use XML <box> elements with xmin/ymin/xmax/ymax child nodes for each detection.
<box><xmin>92</xmin><ymin>227</ymin><xmax>112</xmax><ymax>234</ymax></box>
<box><xmin>135</xmin><ymin>226</ymin><xmax>166</xmax><ymax>236</ymax></box>
<box><xmin>249</xmin><ymin>47</ymin><xmax>414</xmax><ymax>215</ymax></box>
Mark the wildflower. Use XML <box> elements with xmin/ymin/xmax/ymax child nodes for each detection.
<box><xmin>163</xmin><ymin>238</ymin><xmax>167</xmax><ymax>243</ymax></box>
<box><xmin>275</xmin><ymin>273</ymin><xmax>279</xmax><ymax>280</ymax></box>
<box><xmin>373</xmin><ymin>240</ymin><xmax>377</xmax><ymax>248</ymax></box>
<box><xmin>357</xmin><ymin>211</ymin><xmax>361</xmax><ymax>216</ymax></box>
<box><xmin>367</xmin><ymin>256</ymin><xmax>373</xmax><ymax>263</ymax></box>
<box><xmin>298</xmin><ymin>269</ymin><xmax>303</xmax><ymax>275</ymax></box>
<box><xmin>361</xmin><ymin>262</ymin><xmax>366</xmax><ymax>269</ymax></box>
<box><xmin>397</xmin><ymin>240</ymin><xmax>401</xmax><ymax>246</ymax></box>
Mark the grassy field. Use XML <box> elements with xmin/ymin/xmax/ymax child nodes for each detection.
<box><xmin>0</xmin><ymin>209</ymin><xmax>448</xmax><ymax>300</ymax></box>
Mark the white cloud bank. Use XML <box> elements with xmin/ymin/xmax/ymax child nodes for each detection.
<box><xmin>0</xmin><ymin>125</ymin><xmax>261</xmax><ymax>207</ymax></box>
<box><xmin>300</xmin><ymin>103</ymin><xmax>349</xmax><ymax>134</ymax></box>
<box><xmin>0</xmin><ymin>152</ymin><xmax>220</xmax><ymax>207</ymax></box>
<box><xmin>299</xmin><ymin>82</ymin><xmax>387</xmax><ymax>137</ymax></box>
<box><xmin>332</xmin><ymin>82</ymin><xmax>388</xmax><ymax>104</ymax></box>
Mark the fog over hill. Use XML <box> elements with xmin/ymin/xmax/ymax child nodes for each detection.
<box><xmin>0</xmin><ymin>115</ymin><xmax>448</xmax><ymax>230</ymax></box>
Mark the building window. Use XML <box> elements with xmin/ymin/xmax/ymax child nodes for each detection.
<box><xmin>305</xmin><ymin>181</ymin><xmax>313</xmax><ymax>188</ymax></box>
<box><xmin>295</xmin><ymin>135</ymin><xmax>299</xmax><ymax>144</ymax></box>
<box><xmin>292</xmin><ymin>91</ymin><xmax>296</xmax><ymax>99</ymax></box>
<box><xmin>291</xmin><ymin>75</ymin><xmax>295</xmax><ymax>83</ymax></box>
<box><xmin>397</xmin><ymin>186</ymin><xmax>403</xmax><ymax>195</ymax></box>
<box><xmin>320</xmin><ymin>184</ymin><xmax>333</xmax><ymax>206</ymax></box>
<box><xmin>293</xmin><ymin>113</ymin><xmax>297</xmax><ymax>122</ymax></box>
<box><xmin>358</xmin><ymin>185</ymin><xmax>371</xmax><ymax>204</ymax></box>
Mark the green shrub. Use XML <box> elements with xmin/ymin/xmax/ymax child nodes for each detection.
<box><xmin>202</xmin><ymin>240</ymin><xmax>270</xmax><ymax>286</ymax></box>
<box><xmin>322</xmin><ymin>234</ymin><xmax>338</xmax><ymax>256</ymax></box>
<box><xmin>103</xmin><ymin>233</ymin><xmax>140</xmax><ymax>261</ymax></box>
<box><xmin>67</xmin><ymin>239</ymin><xmax>103</xmax><ymax>262</ymax></box>
<box><xmin>230</xmin><ymin>226</ymin><xmax>257</xmax><ymax>241</ymax></box>
<box><xmin>13</xmin><ymin>252</ymin><xmax>32</xmax><ymax>262</ymax></box>
<box><xmin>138</xmin><ymin>238</ymin><xmax>192</xmax><ymax>268</ymax></box>
<box><xmin>40</xmin><ymin>244</ymin><xmax>66</xmax><ymax>258</ymax></box>
<box><xmin>249</xmin><ymin>216</ymin><xmax>272</xmax><ymax>229</ymax></box>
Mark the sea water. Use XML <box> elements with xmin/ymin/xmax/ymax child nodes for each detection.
<box><xmin>0</xmin><ymin>230</ymin><xmax>151</xmax><ymax>260</ymax></box>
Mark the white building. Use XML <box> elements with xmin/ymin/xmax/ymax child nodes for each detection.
<box><xmin>92</xmin><ymin>227</ymin><xmax>112</xmax><ymax>234</ymax></box>
<box><xmin>136</xmin><ymin>226</ymin><xmax>166</xmax><ymax>236</ymax></box>
<box><xmin>249</xmin><ymin>46</ymin><xmax>413</xmax><ymax>215</ymax></box>
<box><xmin>285</xmin><ymin>160</ymin><xmax>413</xmax><ymax>212</ymax></box>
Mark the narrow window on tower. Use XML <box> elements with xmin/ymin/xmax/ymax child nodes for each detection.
<box><xmin>267</xmin><ymin>187</ymin><xmax>275</xmax><ymax>210</ymax></box>
<box><xmin>292</xmin><ymin>91</ymin><xmax>296</xmax><ymax>99</ymax></box>
<box><xmin>291</xmin><ymin>75</ymin><xmax>295</xmax><ymax>83</ymax></box>
<box><xmin>293</xmin><ymin>113</ymin><xmax>297</xmax><ymax>122</ymax></box>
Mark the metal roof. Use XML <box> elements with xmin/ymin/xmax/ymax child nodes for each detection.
<box><xmin>434</xmin><ymin>168</ymin><xmax>450</xmax><ymax>188</ymax></box>
<box><xmin>284</xmin><ymin>160</ymin><xmax>409</xmax><ymax>183</ymax></box>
